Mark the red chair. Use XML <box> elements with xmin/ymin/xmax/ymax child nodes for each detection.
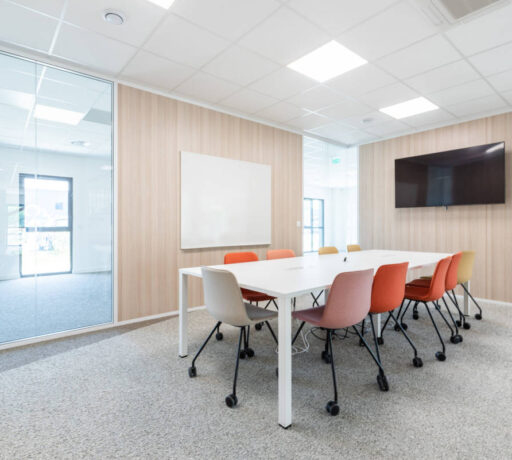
<box><xmin>360</xmin><ymin>262</ymin><xmax>423</xmax><ymax>369</ymax></box>
<box><xmin>224</xmin><ymin>252</ymin><xmax>277</xmax><ymax>332</ymax></box>
<box><xmin>266</xmin><ymin>249</ymin><xmax>295</xmax><ymax>260</ymax></box>
<box><xmin>291</xmin><ymin>269</ymin><xmax>385</xmax><ymax>417</ymax></box>
<box><xmin>408</xmin><ymin>252</ymin><xmax>465</xmax><ymax>341</ymax></box>
<box><xmin>399</xmin><ymin>256</ymin><xmax>452</xmax><ymax>361</ymax></box>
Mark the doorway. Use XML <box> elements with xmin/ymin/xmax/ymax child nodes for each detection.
<box><xmin>19</xmin><ymin>174</ymin><xmax>73</xmax><ymax>277</ymax></box>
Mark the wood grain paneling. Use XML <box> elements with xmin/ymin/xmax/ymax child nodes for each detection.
<box><xmin>118</xmin><ymin>84</ymin><xmax>302</xmax><ymax>321</ymax></box>
<box><xmin>359</xmin><ymin>112</ymin><xmax>512</xmax><ymax>302</ymax></box>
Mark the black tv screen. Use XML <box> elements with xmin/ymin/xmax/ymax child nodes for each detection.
<box><xmin>395</xmin><ymin>142</ymin><xmax>505</xmax><ymax>208</ymax></box>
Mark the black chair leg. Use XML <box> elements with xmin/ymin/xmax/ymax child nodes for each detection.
<box><xmin>441</xmin><ymin>297</ymin><xmax>463</xmax><ymax>344</ymax></box>
<box><xmin>433</xmin><ymin>301</ymin><xmax>455</xmax><ymax>337</ymax></box>
<box><xmin>423</xmin><ymin>302</ymin><xmax>447</xmax><ymax>361</ymax></box>
<box><xmin>311</xmin><ymin>290</ymin><xmax>324</xmax><ymax>307</ymax></box>
<box><xmin>388</xmin><ymin>311</ymin><xmax>423</xmax><ymax>367</ymax></box>
<box><xmin>215</xmin><ymin>322</ymin><xmax>223</xmax><ymax>340</ymax></box>
<box><xmin>225</xmin><ymin>327</ymin><xmax>245</xmax><ymax>408</ymax></box>
<box><xmin>292</xmin><ymin>320</ymin><xmax>306</xmax><ymax>345</ymax></box>
<box><xmin>460</xmin><ymin>283</ymin><xmax>483</xmax><ymax>320</ymax></box>
<box><xmin>447</xmin><ymin>289</ymin><xmax>471</xmax><ymax>330</ymax></box>
<box><xmin>379</xmin><ymin>311</ymin><xmax>393</xmax><ymax>339</ymax></box>
<box><xmin>358</xmin><ymin>317</ymin><xmax>366</xmax><ymax>346</ymax></box>
<box><xmin>265</xmin><ymin>321</ymin><xmax>278</xmax><ymax>344</ymax></box>
<box><xmin>398</xmin><ymin>300</ymin><xmax>414</xmax><ymax>330</ymax></box>
<box><xmin>325</xmin><ymin>330</ymin><xmax>340</xmax><ymax>416</ymax></box>
<box><xmin>352</xmin><ymin>326</ymin><xmax>389</xmax><ymax>391</ymax></box>
<box><xmin>189</xmin><ymin>321</ymin><xmax>221</xmax><ymax>377</ymax></box>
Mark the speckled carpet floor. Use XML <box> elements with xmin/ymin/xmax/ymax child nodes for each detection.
<box><xmin>1</xmin><ymin>298</ymin><xmax>511</xmax><ymax>459</ymax></box>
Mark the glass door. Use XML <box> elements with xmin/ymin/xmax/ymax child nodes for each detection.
<box><xmin>20</xmin><ymin>174</ymin><xmax>72</xmax><ymax>277</ymax></box>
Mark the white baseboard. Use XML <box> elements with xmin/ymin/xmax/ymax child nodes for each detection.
<box><xmin>0</xmin><ymin>305</ymin><xmax>206</xmax><ymax>351</ymax></box>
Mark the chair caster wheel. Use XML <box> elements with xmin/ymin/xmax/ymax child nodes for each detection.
<box><xmin>188</xmin><ymin>366</ymin><xmax>197</xmax><ymax>378</ymax></box>
<box><xmin>413</xmin><ymin>313</ymin><xmax>419</xmax><ymax>320</ymax></box>
<box><xmin>246</xmin><ymin>348</ymin><xmax>255</xmax><ymax>358</ymax></box>
<box><xmin>412</xmin><ymin>357</ymin><xmax>423</xmax><ymax>368</ymax></box>
<box><xmin>239</xmin><ymin>350</ymin><xmax>247</xmax><ymax>359</ymax></box>
<box><xmin>435</xmin><ymin>351</ymin><xmax>446</xmax><ymax>361</ymax></box>
<box><xmin>401</xmin><ymin>322</ymin><xmax>408</xmax><ymax>331</ymax></box>
<box><xmin>377</xmin><ymin>374</ymin><xmax>389</xmax><ymax>392</ymax></box>
<box><xmin>377</xmin><ymin>337</ymin><xmax>384</xmax><ymax>345</ymax></box>
<box><xmin>450</xmin><ymin>334</ymin><xmax>463</xmax><ymax>344</ymax></box>
<box><xmin>326</xmin><ymin>400</ymin><xmax>339</xmax><ymax>416</ymax></box>
<box><xmin>456</xmin><ymin>320</ymin><xmax>461</xmax><ymax>327</ymax></box>
<box><xmin>255</xmin><ymin>322</ymin><xmax>263</xmax><ymax>331</ymax></box>
<box><xmin>321</xmin><ymin>351</ymin><xmax>332</xmax><ymax>363</ymax></box>
<box><xmin>215</xmin><ymin>332</ymin><xmax>223</xmax><ymax>341</ymax></box>
<box><xmin>463</xmin><ymin>322</ymin><xmax>471</xmax><ymax>330</ymax></box>
<box><xmin>475</xmin><ymin>313</ymin><xmax>482</xmax><ymax>320</ymax></box>
<box><xmin>394</xmin><ymin>324</ymin><xmax>400</xmax><ymax>331</ymax></box>
<box><xmin>225</xmin><ymin>394</ymin><xmax>238</xmax><ymax>408</ymax></box>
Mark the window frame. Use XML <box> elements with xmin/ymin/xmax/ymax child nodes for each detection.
<box><xmin>303</xmin><ymin>197</ymin><xmax>324</xmax><ymax>253</ymax></box>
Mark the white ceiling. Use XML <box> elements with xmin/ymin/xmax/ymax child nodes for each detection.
<box><xmin>0</xmin><ymin>0</ymin><xmax>512</xmax><ymax>146</ymax></box>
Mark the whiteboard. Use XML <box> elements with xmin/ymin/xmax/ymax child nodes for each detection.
<box><xmin>181</xmin><ymin>152</ymin><xmax>272</xmax><ymax>249</ymax></box>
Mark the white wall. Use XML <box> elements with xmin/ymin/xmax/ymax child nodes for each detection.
<box><xmin>0</xmin><ymin>145</ymin><xmax>112</xmax><ymax>280</ymax></box>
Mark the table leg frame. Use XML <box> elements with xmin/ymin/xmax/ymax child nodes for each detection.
<box><xmin>179</xmin><ymin>272</ymin><xmax>188</xmax><ymax>358</ymax></box>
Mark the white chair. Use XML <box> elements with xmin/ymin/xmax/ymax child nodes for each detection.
<box><xmin>188</xmin><ymin>267</ymin><xmax>278</xmax><ymax>408</ymax></box>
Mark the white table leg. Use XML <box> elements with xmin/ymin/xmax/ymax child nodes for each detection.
<box><xmin>179</xmin><ymin>271</ymin><xmax>189</xmax><ymax>357</ymax></box>
<box><xmin>278</xmin><ymin>295</ymin><xmax>292</xmax><ymax>429</ymax></box>
<box><xmin>376</xmin><ymin>313</ymin><xmax>382</xmax><ymax>337</ymax></box>
<box><xmin>463</xmin><ymin>280</ymin><xmax>471</xmax><ymax>316</ymax></box>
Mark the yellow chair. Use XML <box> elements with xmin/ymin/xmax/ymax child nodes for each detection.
<box><xmin>318</xmin><ymin>246</ymin><xmax>339</xmax><ymax>255</ymax></box>
<box><xmin>458</xmin><ymin>251</ymin><xmax>482</xmax><ymax>320</ymax></box>
<box><xmin>347</xmin><ymin>244</ymin><xmax>361</xmax><ymax>252</ymax></box>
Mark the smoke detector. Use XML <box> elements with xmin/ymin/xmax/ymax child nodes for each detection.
<box><xmin>103</xmin><ymin>10</ymin><xmax>125</xmax><ymax>25</ymax></box>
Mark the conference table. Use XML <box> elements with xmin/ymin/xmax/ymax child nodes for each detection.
<box><xmin>179</xmin><ymin>249</ymin><xmax>465</xmax><ymax>428</ymax></box>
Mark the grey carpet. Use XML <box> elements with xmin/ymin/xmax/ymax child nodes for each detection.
<box><xmin>0</xmin><ymin>273</ymin><xmax>112</xmax><ymax>343</ymax></box>
<box><xmin>1</xmin><ymin>299</ymin><xmax>511</xmax><ymax>459</ymax></box>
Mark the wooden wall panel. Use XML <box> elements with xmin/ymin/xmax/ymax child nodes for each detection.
<box><xmin>118</xmin><ymin>84</ymin><xmax>302</xmax><ymax>321</ymax></box>
<box><xmin>359</xmin><ymin>112</ymin><xmax>512</xmax><ymax>302</ymax></box>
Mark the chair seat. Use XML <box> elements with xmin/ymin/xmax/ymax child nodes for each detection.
<box><xmin>245</xmin><ymin>302</ymin><xmax>278</xmax><ymax>323</ymax></box>
<box><xmin>241</xmin><ymin>288</ymin><xmax>275</xmax><ymax>302</ymax></box>
<box><xmin>404</xmin><ymin>283</ymin><xmax>431</xmax><ymax>301</ymax></box>
<box><xmin>292</xmin><ymin>306</ymin><xmax>325</xmax><ymax>327</ymax></box>
<box><xmin>407</xmin><ymin>278</ymin><xmax>431</xmax><ymax>288</ymax></box>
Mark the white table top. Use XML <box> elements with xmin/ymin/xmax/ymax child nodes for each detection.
<box><xmin>179</xmin><ymin>249</ymin><xmax>450</xmax><ymax>298</ymax></box>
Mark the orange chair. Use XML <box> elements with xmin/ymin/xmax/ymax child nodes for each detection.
<box><xmin>266</xmin><ymin>249</ymin><xmax>295</xmax><ymax>260</ymax></box>
<box><xmin>360</xmin><ymin>262</ymin><xmax>423</xmax><ymax>368</ymax></box>
<box><xmin>408</xmin><ymin>252</ymin><xmax>466</xmax><ymax>338</ymax></box>
<box><xmin>224</xmin><ymin>252</ymin><xmax>277</xmax><ymax>332</ymax></box>
<box><xmin>400</xmin><ymin>256</ymin><xmax>452</xmax><ymax>361</ymax></box>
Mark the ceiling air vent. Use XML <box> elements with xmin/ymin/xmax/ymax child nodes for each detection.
<box><xmin>415</xmin><ymin>0</ymin><xmax>507</xmax><ymax>25</ymax></box>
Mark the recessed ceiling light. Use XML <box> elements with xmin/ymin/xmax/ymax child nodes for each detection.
<box><xmin>379</xmin><ymin>97</ymin><xmax>438</xmax><ymax>119</ymax></box>
<box><xmin>146</xmin><ymin>0</ymin><xmax>176</xmax><ymax>8</ymax></box>
<box><xmin>33</xmin><ymin>105</ymin><xmax>85</xmax><ymax>125</ymax></box>
<box><xmin>103</xmin><ymin>10</ymin><xmax>125</xmax><ymax>25</ymax></box>
<box><xmin>287</xmin><ymin>41</ymin><xmax>367</xmax><ymax>83</ymax></box>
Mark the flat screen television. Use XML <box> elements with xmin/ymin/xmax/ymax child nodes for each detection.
<box><xmin>395</xmin><ymin>142</ymin><xmax>505</xmax><ymax>208</ymax></box>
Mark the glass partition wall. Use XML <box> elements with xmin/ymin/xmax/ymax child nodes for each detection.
<box><xmin>0</xmin><ymin>52</ymin><xmax>113</xmax><ymax>345</ymax></box>
<box><xmin>303</xmin><ymin>137</ymin><xmax>358</xmax><ymax>253</ymax></box>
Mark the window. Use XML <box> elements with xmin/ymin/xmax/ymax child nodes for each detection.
<box><xmin>303</xmin><ymin>198</ymin><xmax>324</xmax><ymax>252</ymax></box>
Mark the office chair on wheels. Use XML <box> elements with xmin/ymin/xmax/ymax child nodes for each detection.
<box><xmin>188</xmin><ymin>267</ymin><xmax>278</xmax><ymax>408</ymax></box>
<box><xmin>291</xmin><ymin>269</ymin><xmax>384</xmax><ymax>417</ymax></box>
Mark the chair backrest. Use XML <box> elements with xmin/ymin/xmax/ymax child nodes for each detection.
<box><xmin>370</xmin><ymin>262</ymin><xmax>409</xmax><ymax>314</ymax></box>
<box><xmin>267</xmin><ymin>249</ymin><xmax>295</xmax><ymax>260</ymax></box>
<box><xmin>445</xmin><ymin>252</ymin><xmax>462</xmax><ymax>290</ymax></box>
<box><xmin>347</xmin><ymin>244</ymin><xmax>361</xmax><ymax>252</ymax></box>
<box><xmin>318</xmin><ymin>246</ymin><xmax>339</xmax><ymax>255</ymax></box>
<box><xmin>201</xmin><ymin>267</ymin><xmax>250</xmax><ymax>327</ymax></box>
<box><xmin>457</xmin><ymin>251</ymin><xmax>475</xmax><ymax>284</ymax></box>
<box><xmin>224</xmin><ymin>251</ymin><xmax>259</xmax><ymax>265</ymax></box>
<box><xmin>320</xmin><ymin>269</ymin><xmax>374</xmax><ymax>329</ymax></box>
<box><xmin>427</xmin><ymin>256</ymin><xmax>452</xmax><ymax>300</ymax></box>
